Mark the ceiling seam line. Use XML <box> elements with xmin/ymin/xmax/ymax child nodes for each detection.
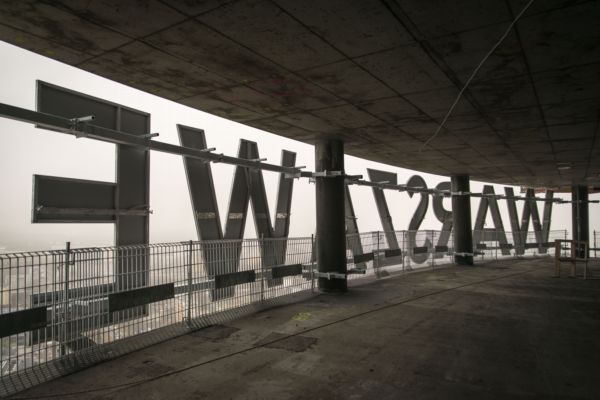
<box><xmin>379</xmin><ymin>0</ymin><xmax>535</xmax><ymax>177</ymax></box>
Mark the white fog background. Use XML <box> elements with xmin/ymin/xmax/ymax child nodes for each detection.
<box><xmin>0</xmin><ymin>42</ymin><xmax>597</xmax><ymax>252</ymax></box>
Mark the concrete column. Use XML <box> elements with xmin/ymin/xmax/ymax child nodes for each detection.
<box><xmin>315</xmin><ymin>139</ymin><xmax>347</xmax><ymax>293</ymax></box>
<box><xmin>571</xmin><ymin>185</ymin><xmax>589</xmax><ymax>257</ymax></box>
<box><xmin>451</xmin><ymin>174</ymin><xmax>473</xmax><ymax>265</ymax></box>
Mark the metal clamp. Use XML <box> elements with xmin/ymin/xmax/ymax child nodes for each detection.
<box><xmin>311</xmin><ymin>170</ymin><xmax>342</xmax><ymax>178</ymax></box>
<box><xmin>314</xmin><ymin>271</ymin><xmax>346</xmax><ymax>280</ymax></box>
<box><xmin>454</xmin><ymin>252</ymin><xmax>475</xmax><ymax>257</ymax></box>
<box><xmin>450</xmin><ymin>191</ymin><xmax>471</xmax><ymax>196</ymax></box>
<box><xmin>69</xmin><ymin>115</ymin><xmax>95</xmax><ymax>138</ymax></box>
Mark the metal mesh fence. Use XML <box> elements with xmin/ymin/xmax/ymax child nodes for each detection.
<box><xmin>0</xmin><ymin>229</ymin><xmax>566</xmax><ymax>395</ymax></box>
<box><xmin>0</xmin><ymin>237</ymin><xmax>315</xmax><ymax>396</ymax></box>
<box><xmin>472</xmin><ymin>229</ymin><xmax>567</xmax><ymax>260</ymax></box>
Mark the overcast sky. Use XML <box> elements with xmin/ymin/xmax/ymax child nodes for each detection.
<box><xmin>0</xmin><ymin>41</ymin><xmax>597</xmax><ymax>252</ymax></box>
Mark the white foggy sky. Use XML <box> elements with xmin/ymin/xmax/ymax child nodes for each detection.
<box><xmin>0</xmin><ymin>42</ymin><xmax>597</xmax><ymax>252</ymax></box>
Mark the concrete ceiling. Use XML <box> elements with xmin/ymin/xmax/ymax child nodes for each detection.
<box><xmin>0</xmin><ymin>0</ymin><xmax>599</xmax><ymax>187</ymax></box>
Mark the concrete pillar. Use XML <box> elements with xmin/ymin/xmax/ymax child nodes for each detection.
<box><xmin>315</xmin><ymin>139</ymin><xmax>347</xmax><ymax>293</ymax></box>
<box><xmin>571</xmin><ymin>185</ymin><xmax>589</xmax><ymax>257</ymax></box>
<box><xmin>451</xmin><ymin>174</ymin><xmax>473</xmax><ymax>265</ymax></box>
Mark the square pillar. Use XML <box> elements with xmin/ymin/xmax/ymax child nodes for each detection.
<box><xmin>451</xmin><ymin>174</ymin><xmax>473</xmax><ymax>265</ymax></box>
<box><xmin>571</xmin><ymin>185</ymin><xmax>589</xmax><ymax>258</ymax></box>
<box><xmin>315</xmin><ymin>139</ymin><xmax>347</xmax><ymax>292</ymax></box>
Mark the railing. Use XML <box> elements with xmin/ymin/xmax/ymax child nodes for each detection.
<box><xmin>0</xmin><ymin>229</ymin><xmax>566</xmax><ymax>396</ymax></box>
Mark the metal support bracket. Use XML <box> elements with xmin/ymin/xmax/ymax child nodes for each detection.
<box><xmin>345</xmin><ymin>174</ymin><xmax>363</xmax><ymax>181</ymax></box>
<box><xmin>347</xmin><ymin>268</ymin><xmax>367</xmax><ymax>274</ymax></box>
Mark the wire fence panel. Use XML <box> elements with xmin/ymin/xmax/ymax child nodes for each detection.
<box><xmin>0</xmin><ymin>229</ymin><xmax>567</xmax><ymax>396</ymax></box>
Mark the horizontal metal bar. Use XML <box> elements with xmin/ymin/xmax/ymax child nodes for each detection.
<box><xmin>35</xmin><ymin>206</ymin><xmax>150</xmax><ymax>217</ymax></box>
<box><xmin>413</xmin><ymin>246</ymin><xmax>429</xmax><ymax>254</ymax></box>
<box><xmin>0</xmin><ymin>103</ymin><xmax>589</xmax><ymax>204</ymax></box>
<box><xmin>383</xmin><ymin>248</ymin><xmax>402</xmax><ymax>258</ymax></box>
<box><xmin>352</xmin><ymin>252</ymin><xmax>374</xmax><ymax>264</ymax></box>
<box><xmin>0</xmin><ymin>103</ymin><xmax>301</xmax><ymax>175</ymax></box>
<box><xmin>0</xmin><ymin>307</ymin><xmax>47</xmax><ymax>338</ymax></box>
<box><xmin>271</xmin><ymin>264</ymin><xmax>303</xmax><ymax>279</ymax></box>
<box><xmin>108</xmin><ymin>283</ymin><xmax>175</xmax><ymax>312</ymax></box>
<box><xmin>214</xmin><ymin>270</ymin><xmax>256</xmax><ymax>289</ymax></box>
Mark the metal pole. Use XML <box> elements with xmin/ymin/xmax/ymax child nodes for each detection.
<box><xmin>62</xmin><ymin>241</ymin><xmax>71</xmax><ymax>356</ymax></box>
<box><xmin>376</xmin><ymin>231</ymin><xmax>380</xmax><ymax>277</ymax></box>
<box><xmin>0</xmin><ymin>103</ymin><xmax>301</xmax><ymax>175</ymax></box>
<box><xmin>584</xmin><ymin>242</ymin><xmax>588</xmax><ymax>280</ymax></box>
<box><xmin>495</xmin><ymin>234</ymin><xmax>498</xmax><ymax>260</ymax></box>
<box><xmin>260</xmin><ymin>235</ymin><xmax>265</xmax><ymax>305</ymax></box>
<box><xmin>187</xmin><ymin>240</ymin><xmax>193</xmax><ymax>326</ymax></box>
<box><xmin>310</xmin><ymin>234</ymin><xmax>315</xmax><ymax>293</ymax></box>
<box><xmin>431</xmin><ymin>230</ymin><xmax>435</xmax><ymax>269</ymax></box>
<box><xmin>405</xmin><ymin>231</ymin><xmax>411</xmax><ymax>271</ymax></box>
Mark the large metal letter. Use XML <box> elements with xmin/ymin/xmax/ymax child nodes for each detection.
<box><xmin>473</xmin><ymin>185</ymin><xmax>510</xmax><ymax>255</ymax></box>
<box><xmin>178</xmin><ymin>125</ymin><xmax>296</xmax><ymax>298</ymax></box>
<box><xmin>35</xmin><ymin>81</ymin><xmax>150</xmax><ymax>290</ymax></box>
<box><xmin>32</xmin><ymin>81</ymin><xmax>150</xmax><ymax>349</ymax></box>
<box><xmin>432</xmin><ymin>181</ymin><xmax>452</xmax><ymax>257</ymax></box>
<box><xmin>407</xmin><ymin>175</ymin><xmax>431</xmax><ymax>264</ymax></box>
<box><xmin>345</xmin><ymin>185</ymin><xmax>365</xmax><ymax>264</ymax></box>
<box><xmin>505</xmin><ymin>188</ymin><xmax>553</xmax><ymax>254</ymax></box>
<box><xmin>367</xmin><ymin>169</ymin><xmax>400</xmax><ymax>250</ymax></box>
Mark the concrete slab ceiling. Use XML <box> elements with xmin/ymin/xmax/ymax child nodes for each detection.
<box><xmin>0</xmin><ymin>0</ymin><xmax>598</xmax><ymax>187</ymax></box>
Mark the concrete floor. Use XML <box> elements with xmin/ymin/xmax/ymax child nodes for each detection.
<box><xmin>12</xmin><ymin>258</ymin><xmax>600</xmax><ymax>399</ymax></box>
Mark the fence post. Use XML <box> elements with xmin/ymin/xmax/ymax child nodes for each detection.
<box><xmin>260</xmin><ymin>235</ymin><xmax>265</xmax><ymax>305</ymax></box>
<box><xmin>595</xmin><ymin>230</ymin><xmax>597</xmax><ymax>259</ymax></box>
<box><xmin>61</xmin><ymin>241</ymin><xmax>71</xmax><ymax>356</ymax></box>
<box><xmin>405</xmin><ymin>231</ymin><xmax>411</xmax><ymax>271</ymax></box>
<box><xmin>431</xmin><ymin>230</ymin><xmax>435</xmax><ymax>269</ymax></box>
<box><xmin>186</xmin><ymin>240</ymin><xmax>193</xmax><ymax>326</ymax></box>
<box><xmin>495</xmin><ymin>234</ymin><xmax>498</xmax><ymax>260</ymax></box>
<box><xmin>310</xmin><ymin>234</ymin><xmax>315</xmax><ymax>293</ymax></box>
<box><xmin>376</xmin><ymin>231</ymin><xmax>380</xmax><ymax>277</ymax></box>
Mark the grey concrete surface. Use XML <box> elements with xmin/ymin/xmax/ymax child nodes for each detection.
<box><xmin>12</xmin><ymin>257</ymin><xmax>600</xmax><ymax>399</ymax></box>
<box><xmin>1</xmin><ymin>1</ymin><xmax>599</xmax><ymax>187</ymax></box>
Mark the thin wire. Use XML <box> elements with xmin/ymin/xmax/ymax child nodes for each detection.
<box><xmin>11</xmin><ymin>262</ymin><xmax>541</xmax><ymax>399</ymax></box>
<box><xmin>419</xmin><ymin>0</ymin><xmax>536</xmax><ymax>152</ymax></box>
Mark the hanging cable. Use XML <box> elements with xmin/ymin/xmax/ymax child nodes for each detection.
<box><xmin>419</xmin><ymin>0</ymin><xmax>536</xmax><ymax>152</ymax></box>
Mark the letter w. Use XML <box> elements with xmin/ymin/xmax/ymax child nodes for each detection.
<box><xmin>505</xmin><ymin>187</ymin><xmax>554</xmax><ymax>254</ymax></box>
<box><xmin>178</xmin><ymin>125</ymin><xmax>296</xmax><ymax>298</ymax></box>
